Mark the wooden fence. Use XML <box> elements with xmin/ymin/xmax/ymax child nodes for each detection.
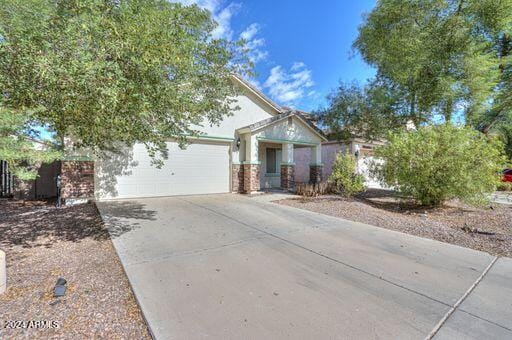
<box><xmin>0</xmin><ymin>160</ymin><xmax>13</xmax><ymax>198</ymax></box>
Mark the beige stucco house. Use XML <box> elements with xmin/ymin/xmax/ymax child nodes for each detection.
<box><xmin>90</xmin><ymin>76</ymin><xmax>328</xmax><ymax>200</ymax></box>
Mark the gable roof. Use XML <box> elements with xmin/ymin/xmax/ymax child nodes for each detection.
<box><xmin>231</xmin><ymin>75</ymin><xmax>282</xmax><ymax>114</ymax></box>
<box><xmin>237</xmin><ymin>110</ymin><xmax>328</xmax><ymax>141</ymax></box>
<box><xmin>232</xmin><ymin>75</ymin><xmax>326</xmax><ymax>141</ymax></box>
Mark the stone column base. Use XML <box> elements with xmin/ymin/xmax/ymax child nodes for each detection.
<box><xmin>309</xmin><ymin>164</ymin><xmax>323</xmax><ymax>184</ymax></box>
<box><xmin>61</xmin><ymin>160</ymin><xmax>95</xmax><ymax>204</ymax></box>
<box><xmin>280</xmin><ymin>164</ymin><xmax>295</xmax><ymax>190</ymax></box>
<box><xmin>243</xmin><ymin>163</ymin><xmax>260</xmax><ymax>193</ymax></box>
<box><xmin>231</xmin><ymin>164</ymin><xmax>244</xmax><ymax>193</ymax></box>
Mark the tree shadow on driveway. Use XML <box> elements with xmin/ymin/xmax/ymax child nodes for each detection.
<box><xmin>0</xmin><ymin>200</ymin><xmax>157</xmax><ymax>250</ymax></box>
<box><xmin>96</xmin><ymin>200</ymin><xmax>158</xmax><ymax>238</ymax></box>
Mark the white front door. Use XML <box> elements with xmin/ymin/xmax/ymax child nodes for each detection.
<box><xmin>96</xmin><ymin>141</ymin><xmax>230</xmax><ymax>199</ymax></box>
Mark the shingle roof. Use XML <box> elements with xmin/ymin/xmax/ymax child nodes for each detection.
<box><xmin>281</xmin><ymin>107</ymin><xmax>319</xmax><ymax>123</ymax></box>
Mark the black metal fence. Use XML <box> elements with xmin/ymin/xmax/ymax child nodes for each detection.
<box><xmin>1</xmin><ymin>160</ymin><xmax>13</xmax><ymax>198</ymax></box>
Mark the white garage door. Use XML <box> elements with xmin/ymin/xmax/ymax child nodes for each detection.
<box><xmin>96</xmin><ymin>141</ymin><xmax>230</xmax><ymax>199</ymax></box>
<box><xmin>358</xmin><ymin>156</ymin><xmax>383</xmax><ymax>189</ymax></box>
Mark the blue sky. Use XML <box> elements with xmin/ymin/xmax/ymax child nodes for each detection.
<box><xmin>37</xmin><ymin>1</ymin><xmax>378</xmax><ymax>141</ymax></box>
<box><xmin>179</xmin><ymin>0</ymin><xmax>377</xmax><ymax>111</ymax></box>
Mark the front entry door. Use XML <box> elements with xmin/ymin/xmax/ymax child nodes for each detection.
<box><xmin>261</xmin><ymin>147</ymin><xmax>281</xmax><ymax>189</ymax></box>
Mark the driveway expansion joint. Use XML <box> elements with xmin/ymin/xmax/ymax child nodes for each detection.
<box><xmin>180</xmin><ymin>197</ymin><xmax>458</xmax><ymax>309</ymax></box>
<box><xmin>425</xmin><ymin>256</ymin><xmax>499</xmax><ymax>340</ymax></box>
<box><xmin>457</xmin><ymin>309</ymin><xmax>512</xmax><ymax>333</ymax></box>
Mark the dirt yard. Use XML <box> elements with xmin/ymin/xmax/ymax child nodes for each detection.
<box><xmin>277</xmin><ymin>189</ymin><xmax>512</xmax><ymax>258</ymax></box>
<box><xmin>0</xmin><ymin>200</ymin><xmax>150</xmax><ymax>339</ymax></box>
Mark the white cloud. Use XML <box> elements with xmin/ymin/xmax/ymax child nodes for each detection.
<box><xmin>173</xmin><ymin>1</ymin><xmax>317</xmax><ymax>108</ymax></box>
<box><xmin>291</xmin><ymin>62</ymin><xmax>306</xmax><ymax>71</ymax></box>
<box><xmin>174</xmin><ymin>0</ymin><xmax>240</xmax><ymax>40</ymax></box>
<box><xmin>210</xmin><ymin>2</ymin><xmax>240</xmax><ymax>39</ymax></box>
<box><xmin>239</xmin><ymin>23</ymin><xmax>268</xmax><ymax>63</ymax></box>
<box><xmin>240</xmin><ymin>23</ymin><xmax>259</xmax><ymax>40</ymax></box>
<box><xmin>246</xmin><ymin>77</ymin><xmax>261</xmax><ymax>89</ymax></box>
<box><xmin>263</xmin><ymin>62</ymin><xmax>315</xmax><ymax>106</ymax></box>
<box><xmin>174</xmin><ymin>1</ymin><xmax>267</xmax><ymax>63</ymax></box>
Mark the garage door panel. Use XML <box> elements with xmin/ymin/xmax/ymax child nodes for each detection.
<box><xmin>96</xmin><ymin>142</ymin><xmax>230</xmax><ymax>199</ymax></box>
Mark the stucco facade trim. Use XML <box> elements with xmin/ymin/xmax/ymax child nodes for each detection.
<box><xmin>256</xmin><ymin>137</ymin><xmax>317</xmax><ymax>146</ymax></box>
<box><xmin>183</xmin><ymin>134</ymin><xmax>235</xmax><ymax>142</ymax></box>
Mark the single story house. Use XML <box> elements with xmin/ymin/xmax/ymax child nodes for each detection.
<box><xmin>60</xmin><ymin>75</ymin><xmax>329</xmax><ymax>202</ymax></box>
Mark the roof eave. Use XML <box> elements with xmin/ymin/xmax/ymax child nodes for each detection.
<box><xmin>231</xmin><ymin>74</ymin><xmax>282</xmax><ymax>115</ymax></box>
<box><xmin>237</xmin><ymin>111</ymin><xmax>328</xmax><ymax>142</ymax></box>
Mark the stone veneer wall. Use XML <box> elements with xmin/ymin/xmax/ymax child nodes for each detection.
<box><xmin>61</xmin><ymin>161</ymin><xmax>95</xmax><ymax>200</ymax></box>
<box><xmin>231</xmin><ymin>164</ymin><xmax>244</xmax><ymax>193</ymax></box>
<box><xmin>243</xmin><ymin>163</ymin><xmax>260</xmax><ymax>193</ymax></box>
<box><xmin>293</xmin><ymin>143</ymin><xmax>350</xmax><ymax>183</ymax></box>
<box><xmin>280</xmin><ymin>164</ymin><xmax>295</xmax><ymax>190</ymax></box>
<box><xmin>309</xmin><ymin>165</ymin><xmax>323</xmax><ymax>184</ymax></box>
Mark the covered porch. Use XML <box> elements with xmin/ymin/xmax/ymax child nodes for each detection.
<box><xmin>232</xmin><ymin>111</ymin><xmax>327</xmax><ymax>194</ymax></box>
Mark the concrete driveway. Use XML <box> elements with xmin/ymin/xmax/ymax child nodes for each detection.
<box><xmin>97</xmin><ymin>194</ymin><xmax>512</xmax><ymax>340</ymax></box>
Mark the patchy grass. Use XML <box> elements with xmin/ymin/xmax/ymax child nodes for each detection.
<box><xmin>0</xmin><ymin>200</ymin><xmax>150</xmax><ymax>339</ymax></box>
<box><xmin>277</xmin><ymin>189</ymin><xmax>512</xmax><ymax>258</ymax></box>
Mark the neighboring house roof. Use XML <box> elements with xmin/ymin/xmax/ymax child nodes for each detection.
<box><xmin>237</xmin><ymin>110</ymin><xmax>328</xmax><ymax>141</ymax></box>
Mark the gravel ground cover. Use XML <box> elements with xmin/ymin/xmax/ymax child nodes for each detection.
<box><xmin>0</xmin><ymin>200</ymin><xmax>150</xmax><ymax>339</ymax></box>
<box><xmin>277</xmin><ymin>189</ymin><xmax>512</xmax><ymax>258</ymax></box>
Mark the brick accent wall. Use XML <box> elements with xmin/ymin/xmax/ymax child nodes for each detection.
<box><xmin>309</xmin><ymin>165</ymin><xmax>323</xmax><ymax>184</ymax></box>
<box><xmin>243</xmin><ymin>163</ymin><xmax>260</xmax><ymax>193</ymax></box>
<box><xmin>280</xmin><ymin>164</ymin><xmax>295</xmax><ymax>190</ymax></box>
<box><xmin>61</xmin><ymin>161</ymin><xmax>95</xmax><ymax>200</ymax></box>
<box><xmin>231</xmin><ymin>164</ymin><xmax>244</xmax><ymax>193</ymax></box>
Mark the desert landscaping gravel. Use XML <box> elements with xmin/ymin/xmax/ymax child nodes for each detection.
<box><xmin>0</xmin><ymin>200</ymin><xmax>150</xmax><ymax>339</ymax></box>
<box><xmin>278</xmin><ymin>189</ymin><xmax>512</xmax><ymax>258</ymax></box>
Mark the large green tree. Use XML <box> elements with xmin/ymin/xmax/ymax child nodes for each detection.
<box><xmin>319</xmin><ymin>76</ymin><xmax>412</xmax><ymax>141</ymax></box>
<box><xmin>354</xmin><ymin>0</ymin><xmax>511</xmax><ymax>125</ymax></box>
<box><xmin>0</xmin><ymin>0</ymin><xmax>249</xmax><ymax>165</ymax></box>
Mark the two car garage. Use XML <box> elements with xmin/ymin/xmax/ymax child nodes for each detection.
<box><xmin>95</xmin><ymin>141</ymin><xmax>231</xmax><ymax>199</ymax></box>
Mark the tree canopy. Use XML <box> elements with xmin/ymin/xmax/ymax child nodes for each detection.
<box><xmin>0</xmin><ymin>0</ymin><xmax>249</xmax><ymax>165</ymax></box>
<box><xmin>322</xmin><ymin>0</ymin><xmax>511</xmax><ymax>153</ymax></box>
<box><xmin>354</xmin><ymin>0</ymin><xmax>511</xmax><ymax>124</ymax></box>
<box><xmin>319</xmin><ymin>77</ymin><xmax>412</xmax><ymax>141</ymax></box>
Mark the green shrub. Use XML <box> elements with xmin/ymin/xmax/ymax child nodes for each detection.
<box><xmin>497</xmin><ymin>182</ymin><xmax>512</xmax><ymax>192</ymax></box>
<box><xmin>372</xmin><ymin>124</ymin><xmax>507</xmax><ymax>206</ymax></box>
<box><xmin>329</xmin><ymin>153</ymin><xmax>365</xmax><ymax>197</ymax></box>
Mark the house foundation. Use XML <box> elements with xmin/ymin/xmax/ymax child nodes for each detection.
<box><xmin>243</xmin><ymin>163</ymin><xmax>260</xmax><ymax>193</ymax></box>
<box><xmin>280</xmin><ymin>164</ymin><xmax>295</xmax><ymax>190</ymax></box>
